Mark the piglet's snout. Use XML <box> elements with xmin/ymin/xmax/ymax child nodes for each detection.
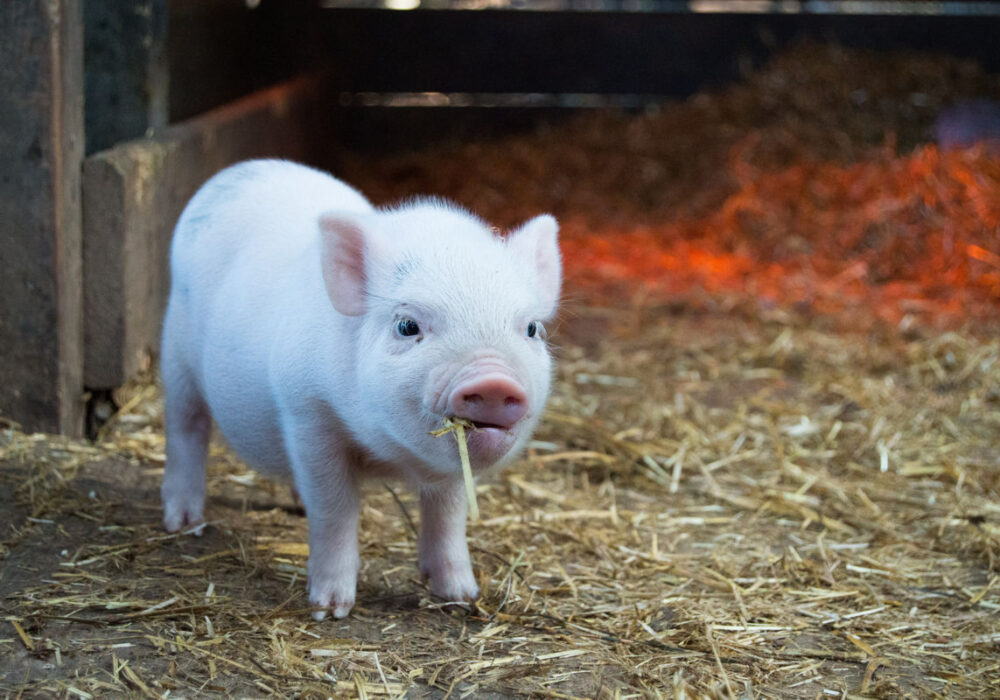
<box><xmin>448</xmin><ymin>375</ymin><xmax>528</xmax><ymax>429</ymax></box>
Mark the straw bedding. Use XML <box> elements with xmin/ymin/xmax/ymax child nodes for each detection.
<box><xmin>2</xmin><ymin>44</ymin><xmax>999</xmax><ymax>698</ymax></box>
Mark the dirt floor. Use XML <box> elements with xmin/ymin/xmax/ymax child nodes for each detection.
<box><xmin>3</xmin><ymin>43</ymin><xmax>1000</xmax><ymax>699</ymax></box>
<box><xmin>2</xmin><ymin>303</ymin><xmax>999</xmax><ymax>698</ymax></box>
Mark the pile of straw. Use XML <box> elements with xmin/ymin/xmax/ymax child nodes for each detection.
<box><xmin>2</xmin><ymin>307</ymin><xmax>998</xmax><ymax>697</ymax></box>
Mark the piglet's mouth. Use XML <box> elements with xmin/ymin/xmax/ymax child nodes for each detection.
<box><xmin>463</xmin><ymin>424</ymin><xmax>518</xmax><ymax>468</ymax></box>
<box><xmin>434</xmin><ymin>415</ymin><xmax>521</xmax><ymax>469</ymax></box>
<box><xmin>468</xmin><ymin>420</ymin><xmax>511</xmax><ymax>431</ymax></box>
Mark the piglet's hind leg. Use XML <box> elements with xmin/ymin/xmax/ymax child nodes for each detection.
<box><xmin>161</xmin><ymin>353</ymin><xmax>211</xmax><ymax>534</ymax></box>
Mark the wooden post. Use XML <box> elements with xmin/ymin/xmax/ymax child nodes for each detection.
<box><xmin>0</xmin><ymin>1</ymin><xmax>85</xmax><ymax>436</ymax></box>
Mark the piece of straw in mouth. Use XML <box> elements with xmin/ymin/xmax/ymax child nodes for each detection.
<box><xmin>430</xmin><ymin>417</ymin><xmax>479</xmax><ymax>521</ymax></box>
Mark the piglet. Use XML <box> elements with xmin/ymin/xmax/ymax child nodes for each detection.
<box><xmin>160</xmin><ymin>159</ymin><xmax>560</xmax><ymax>619</ymax></box>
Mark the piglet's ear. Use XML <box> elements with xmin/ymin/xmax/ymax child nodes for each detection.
<box><xmin>506</xmin><ymin>214</ymin><xmax>562</xmax><ymax>314</ymax></box>
<box><xmin>319</xmin><ymin>213</ymin><xmax>378</xmax><ymax>316</ymax></box>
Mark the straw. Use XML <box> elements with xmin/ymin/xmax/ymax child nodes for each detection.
<box><xmin>431</xmin><ymin>417</ymin><xmax>479</xmax><ymax>521</ymax></box>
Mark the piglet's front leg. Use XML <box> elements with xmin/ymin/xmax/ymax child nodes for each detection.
<box><xmin>419</xmin><ymin>479</ymin><xmax>479</xmax><ymax>602</ymax></box>
<box><xmin>305</xmin><ymin>501</ymin><xmax>360</xmax><ymax>620</ymax></box>
<box><xmin>286</xmin><ymin>426</ymin><xmax>361</xmax><ymax>621</ymax></box>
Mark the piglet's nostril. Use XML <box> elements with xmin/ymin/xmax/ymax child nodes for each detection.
<box><xmin>449</xmin><ymin>376</ymin><xmax>528</xmax><ymax>428</ymax></box>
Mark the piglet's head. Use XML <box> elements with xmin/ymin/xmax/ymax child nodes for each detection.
<box><xmin>319</xmin><ymin>201</ymin><xmax>560</xmax><ymax>477</ymax></box>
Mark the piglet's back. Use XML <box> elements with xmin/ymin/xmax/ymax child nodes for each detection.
<box><xmin>169</xmin><ymin>159</ymin><xmax>374</xmax><ymax>299</ymax></box>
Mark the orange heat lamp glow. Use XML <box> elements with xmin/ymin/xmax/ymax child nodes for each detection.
<box><xmin>562</xmin><ymin>144</ymin><xmax>1000</xmax><ymax>326</ymax></box>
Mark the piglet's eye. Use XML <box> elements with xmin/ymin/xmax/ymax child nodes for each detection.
<box><xmin>396</xmin><ymin>318</ymin><xmax>420</xmax><ymax>337</ymax></box>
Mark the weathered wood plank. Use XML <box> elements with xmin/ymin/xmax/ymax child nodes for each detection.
<box><xmin>83</xmin><ymin>75</ymin><xmax>331</xmax><ymax>389</ymax></box>
<box><xmin>0</xmin><ymin>1</ymin><xmax>85</xmax><ymax>435</ymax></box>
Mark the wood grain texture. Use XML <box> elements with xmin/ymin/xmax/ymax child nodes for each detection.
<box><xmin>0</xmin><ymin>0</ymin><xmax>85</xmax><ymax>435</ymax></box>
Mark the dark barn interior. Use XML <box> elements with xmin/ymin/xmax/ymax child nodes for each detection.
<box><xmin>2</xmin><ymin>1</ymin><xmax>1000</xmax><ymax>697</ymax></box>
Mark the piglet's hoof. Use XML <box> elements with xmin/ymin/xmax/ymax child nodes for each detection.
<box><xmin>309</xmin><ymin>587</ymin><xmax>355</xmax><ymax>621</ymax></box>
<box><xmin>422</xmin><ymin>558</ymin><xmax>480</xmax><ymax>603</ymax></box>
<box><xmin>308</xmin><ymin>565</ymin><xmax>358</xmax><ymax>620</ymax></box>
<box><xmin>162</xmin><ymin>490</ymin><xmax>205</xmax><ymax>535</ymax></box>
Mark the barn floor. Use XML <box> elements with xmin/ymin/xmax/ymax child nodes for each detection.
<box><xmin>3</xmin><ymin>43</ymin><xmax>1000</xmax><ymax>699</ymax></box>
<box><xmin>2</xmin><ymin>303</ymin><xmax>999</xmax><ymax>698</ymax></box>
